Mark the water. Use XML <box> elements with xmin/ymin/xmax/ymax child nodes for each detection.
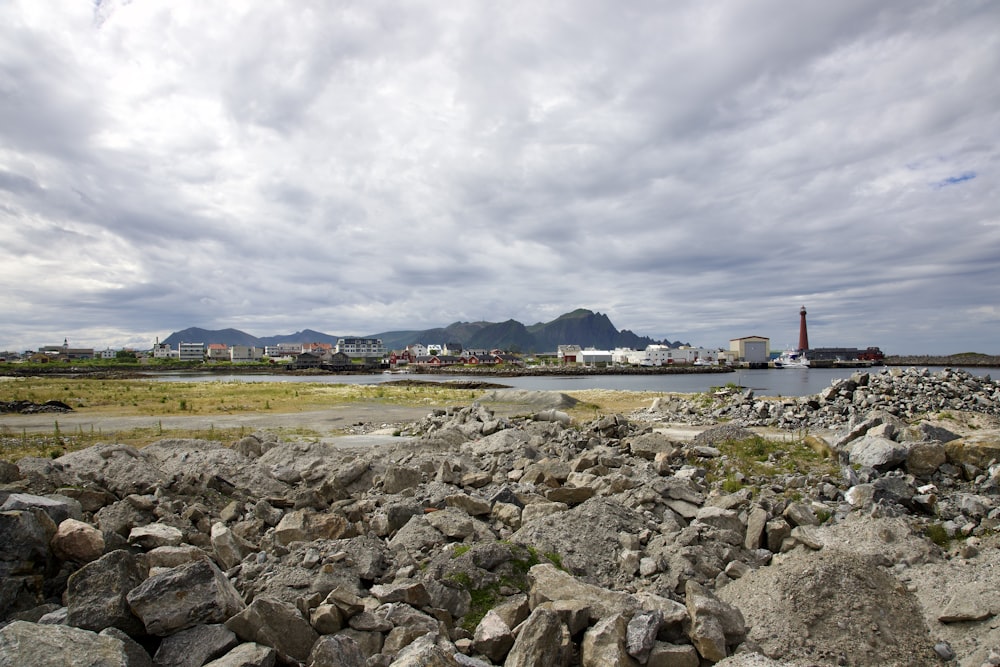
<box><xmin>144</xmin><ymin>366</ymin><xmax>993</xmax><ymax>397</ymax></box>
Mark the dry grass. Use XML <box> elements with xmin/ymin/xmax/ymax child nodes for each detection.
<box><xmin>0</xmin><ymin>378</ymin><xmax>679</xmax><ymax>461</ymax></box>
<box><xmin>0</xmin><ymin>377</ymin><xmax>479</xmax><ymax>417</ymax></box>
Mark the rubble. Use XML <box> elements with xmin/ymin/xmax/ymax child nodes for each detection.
<box><xmin>0</xmin><ymin>366</ymin><xmax>999</xmax><ymax>665</ymax></box>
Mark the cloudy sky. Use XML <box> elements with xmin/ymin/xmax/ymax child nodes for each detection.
<box><xmin>2</xmin><ymin>1</ymin><xmax>998</xmax><ymax>355</ymax></box>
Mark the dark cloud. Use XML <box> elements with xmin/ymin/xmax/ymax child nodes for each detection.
<box><xmin>0</xmin><ymin>1</ymin><xmax>998</xmax><ymax>354</ymax></box>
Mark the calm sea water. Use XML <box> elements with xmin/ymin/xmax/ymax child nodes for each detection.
<box><xmin>146</xmin><ymin>366</ymin><xmax>994</xmax><ymax>398</ymax></box>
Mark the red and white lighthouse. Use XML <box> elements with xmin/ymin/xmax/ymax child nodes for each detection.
<box><xmin>798</xmin><ymin>306</ymin><xmax>809</xmax><ymax>352</ymax></box>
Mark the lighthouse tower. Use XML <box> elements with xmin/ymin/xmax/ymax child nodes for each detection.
<box><xmin>798</xmin><ymin>306</ymin><xmax>809</xmax><ymax>352</ymax></box>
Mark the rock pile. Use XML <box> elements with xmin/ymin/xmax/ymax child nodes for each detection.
<box><xmin>1</xmin><ymin>369</ymin><xmax>999</xmax><ymax>665</ymax></box>
<box><xmin>645</xmin><ymin>366</ymin><xmax>999</xmax><ymax>430</ymax></box>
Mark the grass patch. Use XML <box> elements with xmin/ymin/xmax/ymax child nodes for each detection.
<box><xmin>925</xmin><ymin>523</ymin><xmax>951</xmax><ymax>548</ymax></box>
<box><xmin>703</xmin><ymin>434</ymin><xmax>839</xmax><ymax>488</ymax></box>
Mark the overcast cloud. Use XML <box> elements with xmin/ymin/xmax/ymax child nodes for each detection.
<box><xmin>1</xmin><ymin>1</ymin><xmax>998</xmax><ymax>355</ymax></box>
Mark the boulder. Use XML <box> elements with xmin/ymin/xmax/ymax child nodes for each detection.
<box><xmin>55</xmin><ymin>444</ymin><xmax>167</xmax><ymax>497</ymax></box>
<box><xmin>202</xmin><ymin>643</ymin><xmax>277</xmax><ymax>667</ymax></box>
<box><xmin>905</xmin><ymin>441</ymin><xmax>947</xmax><ymax>477</ymax></box>
<box><xmin>580</xmin><ymin>613</ymin><xmax>638</xmax><ymax>667</ymax></box>
<box><xmin>51</xmin><ymin>518</ymin><xmax>105</xmax><ymax>563</ymax></box>
<box><xmin>225</xmin><ymin>597</ymin><xmax>319</xmax><ymax>664</ymax></box>
<box><xmin>152</xmin><ymin>624</ymin><xmax>239</xmax><ymax>667</ymax></box>
<box><xmin>684</xmin><ymin>580</ymin><xmax>745</xmax><ymax>662</ymax></box>
<box><xmin>527</xmin><ymin>563</ymin><xmax>638</xmax><ymax>622</ymax></box>
<box><xmin>0</xmin><ymin>492</ymin><xmax>82</xmax><ymax>525</ymax></box>
<box><xmin>0</xmin><ymin>621</ymin><xmax>134</xmax><ymax>667</ymax></box>
<box><xmin>127</xmin><ymin>559</ymin><xmax>246</xmax><ymax>636</ymax></box>
<box><xmin>473</xmin><ymin>609</ymin><xmax>514</xmax><ymax>663</ymax></box>
<box><xmin>503</xmin><ymin>607</ymin><xmax>573</xmax><ymax>667</ymax></box>
<box><xmin>847</xmin><ymin>435</ymin><xmax>908</xmax><ymax>471</ymax></box>
<box><xmin>307</xmin><ymin>634</ymin><xmax>367</xmax><ymax>667</ymax></box>
<box><xmin>945</xmin><ymin>430</ymin><xmax>1000</xmax><ymax>469</ymax></box>
<box><xmin>128</xmin><ymin>523</ymin><xmax>184</xmax><ymax>550</ymax></box>
<box><xmin>66</xmin><ymin>549</ymin><xmax>147</xmax><ymax>635</ymax></box>
<box><xmin>626</xmin><ymin>609</ymin><xmax>662</xmax><ymax>663</ymax></box>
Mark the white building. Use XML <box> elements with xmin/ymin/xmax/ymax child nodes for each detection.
<box><xmin>152</xmin><ymin>342</ymin><xmax>176</xmax><ymax>359</ymax></box>
<box><xmin>336</xmin><ymin>338</ymin><xmax>385</xmax><ymax>358</ymax></box>
<box><xmin>99</xmin><ymin>348</ymin><xmax>117</xmax><ymax>360</ymax></box>
<box><xmin>729</xmin><ymin>336</ymin><xmax>770</xmax><ymax>364</ymax></box>
<box><xmin>578</xmin><ymin>348</ymin><xmax>614</xmax><ymax>365</ymax></box>
<box><xmin>407</xmin><ymin>344</ymin><xmax>429</xmax><ymax>357</ymax></box>
<box><xmin>178</xmin><ymin>342</ymin><xmax>205</xmax><ymax>362</ymax></box>
<box><xmin>264</xmin><ymin>343</ymin><xmax>302</xmax><ymax>358</ymax></box>
<box><xmin>557</xmin><ymin>345</ymin><xmax>583</xmax><ymax>363</ymax></box>
<box><xmin>230</xmin><ymin>345</ymin><xmax>263</xmax><ymax>363</ymax></box>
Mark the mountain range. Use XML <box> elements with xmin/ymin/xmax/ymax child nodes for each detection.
<box><xmin>160</xmin><ymin>309</ymin><xmax>688</xmax><ymax>353</ymax></box>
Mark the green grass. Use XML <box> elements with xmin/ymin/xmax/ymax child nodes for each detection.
<box><xmin>702</xmin><ymin>434</ymin><xmax>839</xmax><ymax>491</ymax></box>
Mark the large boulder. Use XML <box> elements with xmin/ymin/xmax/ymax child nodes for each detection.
<box><xmin>127</xmin><ymin>559</ymin><xmax>246</xmax><ymax>636</ymax></box>
<box><xmin>55</xmin><ymin>444</ymin><xmax>167</xmax><ymax>497</ymax></box>
<box><xmin>152</xmin><ymin>624</ymin><xmax>239</xmax><ymax>667</ymax></box>
<box><xmin>0</xmin><ymin>621</ymin><xmax>136</xmax><ymax>667</ymax></box>
<box><xmin>503</xmin><ymin>607</ymin><xmax>573</xmax><ymax>667</ymax></box>
<box><xmin>141</xmin><ymin>439</ymin><xmax>290</xmax><ymax>497</ymax></box>
<box><xmin>510</xmin><ymin>497</ymin><xmax>647</xmax><ymax>587</ymax></box>
<box><xmin>51</xmin><ymin>518</ymin><xmax>105</xmax><ymax>563</ymax></box>
<box><xmin>0</xmin><ymin>492</ymin><xmax>82</xmax><ymax>525</ymax></box>
<box><xmin>66</xmin><ymin>549</ymin><xmax>147</xmax><ymax>635</ymax></box>
<box><xmin>945</xmin><ymin>430</ymin><xmax>1000</xmax><ymax>469</ymax></box>
<box><xmin>225</xmin><ymin>597</ymin><xmax>318</xmax><ymax>665</ymax></box>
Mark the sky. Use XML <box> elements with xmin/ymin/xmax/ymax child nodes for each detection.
<box><xmin>1</xmin><ymin>1</ymin><xmax>998</xmax><ymax>355</ymax></box>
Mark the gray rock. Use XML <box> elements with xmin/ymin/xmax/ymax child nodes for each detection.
<box><xmin>782</xmin><ymin>502</ymin><xmax>820</xmax><ymax>527</ymax></box>
<box><xmin>848</xmin><ymin>435</ymin><xmax>908</xmax><ymax>471</ymax></box>
<box><xmin>98</xmin><ymin>627</ymin><xmax>153</xmax><ymax>667</ymax></box>
<box><xmin>424</xmin><ymin>507</ymin><xmax>476</xmax><ymax>539</ymax></box>
<box><xmin>504</xmin><ymin>607</ymin><xmax>572</xmax><ymax>667</ymax></box>
<box><xmin>581</xmin><ymin>613</ymin><xmax>638</xmax><ymax>667</ymax></box>
<box><xmin>938</xmin><ymin>583</ymin><xmax>994</xmax><ymax>623</ymax></box>
<box><xmin>0</xmin><ymin>492</ymin><xmax>82</xmax><ymax>524</ymax></box>
<box><xmin>203</xmin><ymin>643</ymin><xmax>277</xmax><ymax>667</ymax></box>
<box><xmin>153</xmin><ymin>624</ymin><xmax>239</xmax><ymax>667</ymax></box>
<box><xmin>646</xmin><ymin>641</ymin><xmax>700</xmax><ymax>666</ymax></box>
<box><xmin>127</xmin><ymin>522</ymin><xmax>184</xmax><ymax>549</ymax></box>
<box><xmin>0</xmin><ymin>621</ymin><xmax>132</xmax><ymax>667</ymax></box>
<box><xmin>370</xmin><ymin>579</ymin><xmax>431</xmax><ymax>607</ymax></box>
<box><xmin>66</xmin><ymin>549</ymin><xmax>147</xmax><ymax>635</ymax></box>
<box><xmin>308</xmin><ymin>634</ymin><xmax>367</xmax><ymax>667</ymax></box>
<box><xmin>626</xmin><ymin>610</ymin><xmax>662</xmax><ymax>662</ymax></box>
<box><xmin>744</xmin><ymin>506</ymin><xmax>768</xmax><ymax>550</ymax></box>
<box><xmin>225</xmin><ymin>597</ymin><xmax>319</xmax><ymax>664</ymax></box>
<box><xmin>472</xmin><ymin>609</ymin><xmax>514</xmax><ymax>663</ymax></box>
<box><xmin>127</xmin><ymin>559</ymin><xmax>246</xmax><ymax>636</ymax></box>
<box><xmin>527</xmin><ymin>563</ymin><xmax>638</xmax><ymax>622</ymax></box>
<box><xmin>382</xmin><ymin>465</ymin><xmax>423</xmax><ymax>494</ymax></box>
<box><xmin>0</xmin><ymin>507</ymin><xmax>56</xmax><ymax>570</ymax></box>
<box><xmin>55</xmin><ymin>444</ymin><xmax>167</xmax><ymax>497</ymax></box>
<box><xmin>685</xmin><ymin>580</ymin><xmax>745</xmax><ymax>662</ymax></box>
<box><xmin>905</xmin><ymin>441</ymin><xmax>947</xmax><ymax>477</ymax></box>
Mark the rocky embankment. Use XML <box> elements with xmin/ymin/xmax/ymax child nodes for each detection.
<box><xmin>1</xmin><ymin>368</ymin><xmax>1000</xmax><ymax>666</ymax></box>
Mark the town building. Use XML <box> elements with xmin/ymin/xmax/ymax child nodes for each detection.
<box><xmin>178</xmin><ymin>342</ymin><xmax>205</xmax><ymax>362</ymax></box>
<box><xmin>229</xmin><ymin>345</ymin><xmax>263</xmax><ymax>363</ymax></box>
<box><xmin>207</xmin><ymin>343</ymin><xmax>229</xmax><ymax>360</ymax></box>
<box><xmin>264</xmin><ymin>344</ymin><xmax>302</xmax><ymax>359</ymax></box>
<box><xmin>152</xmin><ymin>341</ymin><xmax>176</xmax><ymax>359</ymax></box>
<box><xmin>729</xmin><ymin>336</ymin><xmax>771</xmax><ymax>364</ymax></box>
<box><xmin>335</xmin><ymin>338</ymin><xmax>385</xmax><ymax>359</ymax></box>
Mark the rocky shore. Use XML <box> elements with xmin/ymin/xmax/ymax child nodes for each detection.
<box><xmin>1</xmin><ymin>367</ymin><xmax>999</xmax><ymax>666</ymax></box>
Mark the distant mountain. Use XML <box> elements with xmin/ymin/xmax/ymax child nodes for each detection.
<box><xmin>257</xmin><ymin>329</ymin><xmax>340</xmax><ymax>346</ymax></box>
<box><xmin>160</xmin><ymin>309</ymin><xmax>686</xmax><ymax>353</ymax></box>
<box><xmin>161</xmin><ymin>328</ymin><xmax>261</xmax><ymax>348</ymax></box>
